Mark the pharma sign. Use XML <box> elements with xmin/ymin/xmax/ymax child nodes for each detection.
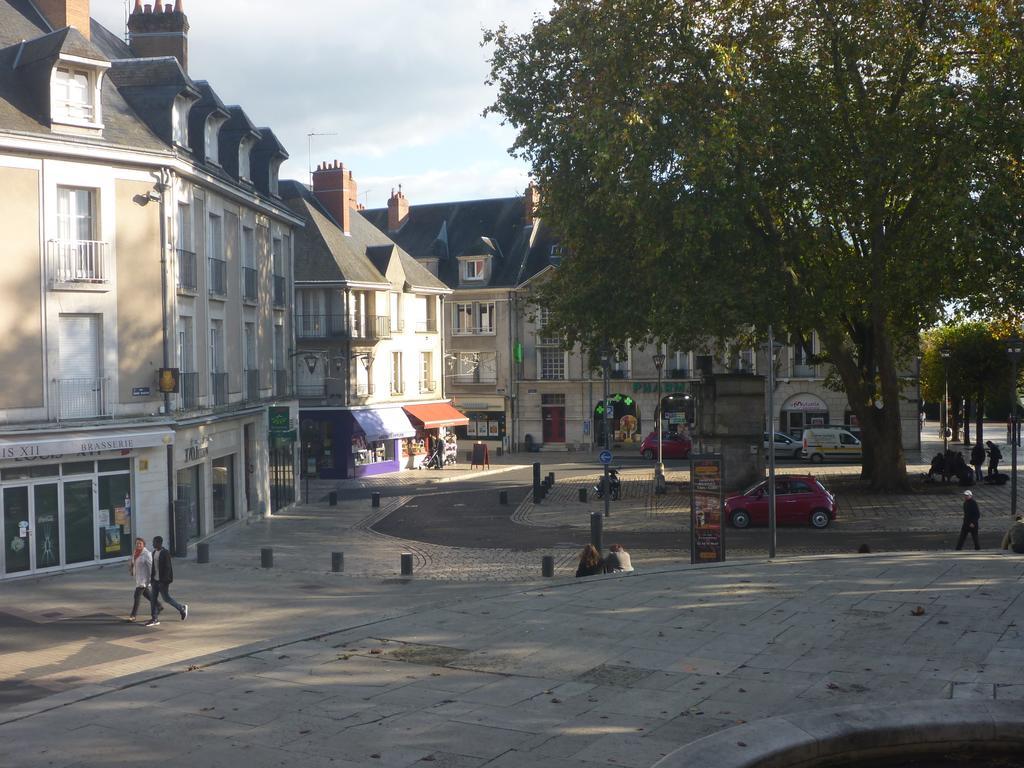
<box><xmin>689</xmin><ymin>455</ymin><xmax>725</xmax><ymax>564</ymax></box>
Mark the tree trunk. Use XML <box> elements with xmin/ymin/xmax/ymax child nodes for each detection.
<box><xmin>963</xmin><ymin>398</ymin><xmax>971</xmax><ymax>445</ymax></box>
<box><xmin>975</xmin><ymin>388</ymin><xmax>985</xmax><ymax>445</ymax></box>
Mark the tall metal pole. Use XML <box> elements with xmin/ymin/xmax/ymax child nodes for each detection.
<box><xmin>767</xmin><ymin>325</ymin><xmax>776</xmax><ymax>559</ymax></box>
<box><xmin>1009</xmin><ymin>340</ymin><xmax>1022</xmax><ymax>520</ymax></box>
<box><xmin>603</xmin><ymin>343</ymin><xmax>611</xmax><ymax>519</ymax></box>
<box><xmin>653</xmin><ymin>351</ymin><xmax>666</xmax><ymax>494</ymax></box>
<box><xmin>941</xmin><ymin>345</ymin><xmax>950</xmax><ymax>480</ymax></box>
<box><xmin>156</xmin><ymin>168</ymin><xmax>176</xmax><ymax>554</ymax></box>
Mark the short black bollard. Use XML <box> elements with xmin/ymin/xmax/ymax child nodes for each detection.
<box><xmin>590</xmin><ymin>512</ymin><xmax>603</xmax><ymax>552</ymax></box>
<box><xmin>196</xmin><ymin>542</ymin><xmax>209</xmax><ymax>564</ymax></box>
<box><xmin>329</xmin><ymin>491</ymin><xmax>338</xmax><ymax>506</ymax></box>
<box><xmin>400</xmin><ymin>552</ymin><xmax>413</xmax><ymax>576</ymax></box>
<box><xmin>533</xmin><ymin>488</ymin><xmax>542</xmax><ymax>504</ymax></box>
<box><xmin>332</xmin><ymin>552</ymin><xmax>344</xmax><ymax>572</ymax></box>
<box><xmin>542</xmin><ymin>555</ymin><xmax>554</xmax><ymax>577</ymax></box>
<box><xmin>372</xmin><ymin>492</ymin><xmax>381</xmax><ymax>508</ymax></box>
<box><xmin>261</xmin><ymin>547</ymin><xmax>273</xmax><ymax>568</ymax></box>
<box><xmin>548</xmin><ymin>472</ymin><xmax>555</xmax><ymax>487</ymax></box>
<box><xmin>533</xmin><ymin>462</ymin><xmax>542</xmax><ymax>493</ymax></box>
<box><xmin>499</xmin><ymin>490</ymin><xmax>509</xmax><ymax>505</ymax></box>
<box><xmin>579</xmin><ymin>487</ymin><xmax>587</xmax><ymax>503</ymax></box>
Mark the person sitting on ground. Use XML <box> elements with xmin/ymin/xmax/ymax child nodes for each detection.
<box><xmin>1001</xmin><ymin>516</ymin><xmax>1024</xmax><ymax>554</ymax></box>
<box><xmin>926</xmin><ymin>452</ymin><xmax>945</xmax><ymax>482</ymax></box>
<box><xmin>575</xmin><ymin>544</ymin><xmax>604</xmax><ymax>577</ymax></box>
<box><xmin>603</xmin><ymin>543</ymin><xmax>634</xmax><ymax>573</ymax></box>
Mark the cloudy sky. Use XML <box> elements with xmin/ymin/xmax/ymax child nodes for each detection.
<box><xmin>92</xmin><ymin>0</ymin><xmax>551</xmax><ymax>208</ymax></box>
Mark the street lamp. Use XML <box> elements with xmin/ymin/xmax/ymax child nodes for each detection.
<box><xmin>940</xmin><ymin>345</ymin><xmax>951</xmax><ymax>481</ymax></box>
<box><xmin>1008</xmin><ymin>339</ymin><xmax>1023</xmax><ymax>520</ymax></box>
<box><xmin>600</xmin><ymin>344</ymin><xmax>612</xmax><ymax>518</ymax></box>
<box><xmin>763</xmin><ymin>326</ymin><xmax>784</xmax><ymax>559</ymax></box>
<box><xmin>652</xmin><ymin>351</ymin><xmax>666</xmax><ymax>494</ymax></box>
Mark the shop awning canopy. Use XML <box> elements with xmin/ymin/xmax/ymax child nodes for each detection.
<box><xmin>402</xmin><ymin>403</ymin><xmax>470</xmax><ymax>430</ymax></box>
<box><xmin>352</xmin><ymin>408</ymin><xmax>416</xmax><ymax>442</ymax></box>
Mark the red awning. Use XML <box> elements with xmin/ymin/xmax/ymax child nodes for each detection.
<box><xmin>402</xmin><ymin>403</ymin><xmax>470</xmax><ymax>429</ymax></box>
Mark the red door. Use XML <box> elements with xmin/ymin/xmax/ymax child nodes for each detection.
<box><xmin>542</xmin><ymin>406</ymin><xmax>565</xmax><ymax>443</ymax></box>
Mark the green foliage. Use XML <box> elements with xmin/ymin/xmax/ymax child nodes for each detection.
<box><xmin>486</xmin><ymin>0</ymin><xmax>1024</xmax><ymax>488</ymax></box>
<box><xmin>921</xmin><ymin>321</ymin><xmax>1022</xmax><ymax>415</ymax></box>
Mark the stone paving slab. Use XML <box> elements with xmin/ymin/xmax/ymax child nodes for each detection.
<box><xmin>1</xmin><ymin>553</ymin><xmax>1022</xmax><ymax>768</ymax></box>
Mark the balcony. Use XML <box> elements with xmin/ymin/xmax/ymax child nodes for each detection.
<box><xmin>793</xmin><ymin>363</ymin><xmax>817</xmax><ymax>378</ymax></box>
<box><xmin>179</xmin><ymin>372</ymin><xmax>198</xmax><ymax>410</ymax></box>
<box><xmin>668</xmin><ymin>368</ymin><xmax>691</xmax><ymax>379</ymax></box>
<box><xmin>47</xmin><ymin>240</ymin><xmax>110</xmax><ymax>289</ymax></box>
<box><xmin>245</xmin><ymin>369</ymin><xmax>259</xmax><ymax>401</ymax></box>
<box><xmin>52</xmin><ymin>377</ymin><xmax>109</xmax><ymax>419</ymax></box>
<box><xmin>272</xmin><ymin>274</ymin><xmax>287</xmax><ymax>307</ymax></box>
<box><xmin>296</xmin><ymin>383</ymin><xmax>327</xmax><ymax>399</ymax></box>
<box><xmin>351</xmin><ymin>315</ymin><xmax>391</xmax><ymax>344</ymax></box>
<box><xmin>419</xmin><ymin>380</ymin><xmax>436</xmax><ymax>394</ymax></box>
<box><xmin>274</xmin><ymin>369</ymin><xmax>289</xmax><ymax>397</ymax></box>
<box><xmin>453</xmin><ymin>371</ymin><xmax>498</xmax><ymax>385</ymax></box>
<box><xmin>211</xmin><ymin>372</ymin><xmax>229</xmax><ymax>406</ymax></box>
<box><xmin>176</xmin><ymin>249</ymin><xmax>197</xmax><ymax>293</ymax></box>
<box><xmin>208</xmin><ymin>256</ymin><xmax>227</xmax><ymax>297</ymax></box>
<box><xmin>296</xmin><ymin>314</ymin><xmax>348</xmax><ymax>339</ymax></box>
<box><xmin>414</xmin><ymin>318</ymin><xmax>437</xmax><ymax>333</ymax></box>
<box><xmin>454</xmin><ymin>325</ymin><xmax>497</xmax><ymax>337</ymax></box>
<box><xmin>609</xmin><ymin>369</ymin><xmax>630</xmax><ymax>380</ymax></box>
<box><xmin>242</xmin><ymin>266</ymin><xmax>258</xmax><ymax>302</ymax></box>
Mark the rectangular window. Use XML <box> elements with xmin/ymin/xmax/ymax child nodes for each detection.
<box><xmin>242</xmin><ymin>226</ymin><xmax>255</xmax><ymax>267</ymax></box>
<box><xmin>463</xmin><ymin>258</ymin><xmax>485</xmax><ymax>280</ymax></box>
<box><xmin>536</xmin><ymin>308</ymin><xmax>560</xmax><ymax>346</ymax></box>
<box><xmin>420</xmin><ymin>352</ymin><xmax>433</xmax><ymax>392</ymax></box>
<box><xmin>212</xmin><ymin>456</ymin><xmax>235</xmax><ymax>528</ymax></box>
<box><xmin>57</xmin><ymin>187</ymin><xmax>97</xmax><ymax>242</ymax></box>
<box><xmin>239</xmin><ymin>139</ymin><xmax>252</xmax><ymax>181</ymax></box>
<box><xmin>53</xmin><ymin>66</ymin><xmax>93</xmax><ymax>122</ymax></box>
<box><xmin>172</xmin><ymin>97</ymin><xmax>189</xmax><ymax>145</ymax></box>
<box><xmin>453</xmin><ymin>303</ymin><xmax>474</xmax><ymax>335</ymax></box>
<box><xmin>390</xmin><ymin>292</ymin><xmax>402</xmax><ymax>333</ymax></box>
<box><xmin>177</xmin><ymin>316</ymin><xmax>194</xmax><ymax>371</ymax></box>
<box><xmin>478</xmin><ymin>302</ymin><xmax>496</xmax><ymax>335</ymax></box>
<box><xmin>539</xmin><ymin>348</ymin><xmax>565</xmax><ymax>380</ymax></box>
<box><xmin>391</xmin><ymin>351</ymin><xmax>403</xmax><ymax>394</ymax></box>
<box><xmin>210</xmin><ymin>320</ymin><xmax>224</xmax><ymax>373</ymax></box>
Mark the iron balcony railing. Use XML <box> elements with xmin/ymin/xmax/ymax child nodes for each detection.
<box><xmin>296</xmin><ymin>383</ymin><xmax>327</xmax><ymax>398</ymax></box>
<box><xmin>272</xmin><ymin>274</ymin><xmax>287</xmax><ymax>307</ymax></box>
<box><xmin>414</xmin><ymin>318</ymin><xmax>437</xmax><ymax>333</ymax></box>
<box><xmin>53</xmin><ymin>377</ymin><xmax>109</xmax><ymax>419</ymax></box>
<box><xmin>792</xmin><ymin>363</ymin><xmax>817</xmax><ymax>378</ymax></box>
<box><xmin>354</xmin><ymin>382</ymin><xmax>375</xmax><ymax>397</ymax></box>
<box><xmin>179</xmin><ymin>371</ymin><xmax>198</xmax><ymax>410</ymax></box>
<box><xmin>48</xmin><ymin>240</ymin><xmax>110</xmax><ymax>286</ymax></box>
<box><xmin>453</xmin><ymin>370</ymin><xmax>498</xmax><ymax>385</ymax></box>
<box><xmin>419</xmin><ymin>380</ymin><xmax>436</xmax><ymax>393</ymax></box>
<box><xmin>245</xmin><ymin>369</ymin><xmax>259</xmax><ymax>401</ymax></box>
<box><xmin>296</xmin><ymin>314</ymin><xmax>348</xmax><ymax>339</ymax></box>
<box><xmin>454</xmin><ymin>325</ymin><xmax>497</xmax><ymax>336</ymax></box>
<box><xmin>274</xmin><ymin>369</ymin><xmax>289</xmax><ymax>397</ymax></box>
<box><xmin>242</xmin><ymin>266</ymin><xmax>258</xmax><ymax>302</ymax></box>
<box><xmin>668</xmin><ymin>368</ymin><xmax>691</xmax><ymax>379</ymax></box>
<box><xmin>211</xmin><ymin>372</ymin><xmax>228</xmax><ymax>406</ymax></box>
<box><xmin>609</xmin><ymin>369</ymin><xmax>630</xmax><ymax>380</ymax></box>
<box><xmin>351</xmin><ymin>315</ymin><xmax>392</xmax><ymax>343</ymax></box>
<box><xmin>208</xmin><ymin>256</ymin><xmax>227</xmax><ymax>297</ymax></box>
<box><xmin>176</xmin><ymin>249</ymin><xmax>197</xmax><ymax>292</ymax></box>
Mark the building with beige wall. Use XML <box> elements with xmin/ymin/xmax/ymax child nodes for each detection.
<box><xmin>0</xmin><ymin>0</ymin><xmax>300</xmax><ymax>580</ymax></box>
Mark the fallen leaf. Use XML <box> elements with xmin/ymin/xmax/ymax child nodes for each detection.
<box><xmin>911</xmin><ymin>606</ymin><xmax>926</xmax><ymax>616</ymax></box>
<box><xmin>370</xmin><ymin>648</ymin><xmax>383</xmax><ymax>655</ymax></box>
<box><xmin>737</xmin><ymin>742</ymin><xmax>748</xmax><ymax>747</ymax></box>
<box><xmin>826</xmin><ymin>682</ymin><xmax>841</xmax><ymax>690</ymax></box>
<box><xmin>187</xmin><ymin>665</ymin><xmax>200</xmax><ymax>671</ymax></box>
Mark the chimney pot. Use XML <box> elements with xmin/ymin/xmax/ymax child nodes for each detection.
<box><xmin>164</xmin><ymin>4</ymin><xmax>172</xmax><ymax>13</ymax></box>
<box><xmin>134</xmin><ymin>0</ymin><xmax>143</xmax><ymax>12</ymax></box>
<box><xmin>312</xmin><ymin>161</ymin><xmax>358</xmax><ymax>235</ymax></box>
<box><xmin>130</xmin><ymin>0</ymin><xmax>189</xmax><ymax>70</ymax></box>
<box><xmin>144</xmin><ymin>3</ymin><xmax>152</xmax><ymax>12</ymax></box>
<box><xmin>387</xmin><ymin>184</ymin><xmax>410</xmax><ymax>232</ymax></box>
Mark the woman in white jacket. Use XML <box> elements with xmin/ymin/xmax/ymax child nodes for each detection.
<box><xmin>128</xmin><ymin>538</ymin><xmax>162</xmax><ymax>621</ymax></box>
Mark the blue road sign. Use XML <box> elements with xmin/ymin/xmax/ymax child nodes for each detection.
<box><xmin>599</xmin><ymin>450</ymin><xmax>613</xmax><ymax>465</ymax></box>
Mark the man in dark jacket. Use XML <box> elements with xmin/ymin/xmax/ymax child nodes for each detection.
<box><xmin>147</xmin><ymin>536</ymin><xmax>188</xmax><ymax>627</ymax></box>
<box><xmin>1002</xmin><ymin>516</ymin><xmax>1024</xmax><ymax>554</ymax></box>
<box><xmin>986</xmin><ymin>441</ymin><xmax>1002</xmax><ymax>478</ymax></box>
<box><xmin>955</xmin><ymin>490</ymin><xmax>981</xmax><ymax>551</ymax></box>
<box><xmin>970</xmin><ymin>442</ymin><xmax>986</xmax><ymax>482</ymax></box>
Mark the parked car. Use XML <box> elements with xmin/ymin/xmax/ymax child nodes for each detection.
<box><xmin>639</xmin><ymin>431</ymin><xmax>692</xmax><ymax>460</ymax></box>
<box><xmin>801</xmin><ymin>427</ymin><xmax>862</xmax><ymax>463</ymax></box>
<box><xmin>725</xmin><ymin>475</ymin><xmax>837</xmax><ymax>529</ymax></box>
<box><xmin>764</xmin><ymin>431</ymin><xmax>801</xmax><ymax>459</ymax></box>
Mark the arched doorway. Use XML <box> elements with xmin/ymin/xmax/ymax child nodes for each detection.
<box><xmin>780</xmin><ymin>393</ymin><xmax>829</xmax><ymax>439</ymax></box>
<box><xmin>594</xmin><ymin>393</ymin><xmax>640</xmax><ymax>446</ymax></box>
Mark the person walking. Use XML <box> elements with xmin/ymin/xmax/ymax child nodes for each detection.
<box><xmin>147</xmin><ymin>535</ymin><xmax>188</xmax><ymax>627</ymax></box>
<box><xmin>955</xmin><ymin>490</ymin><xmax>981</xmax><ymax>551</ymax></box>
<box><xmin>1001</xmin><ymin>516</ymin><xmax>1024</xmax><ymax>554</ymax></box>
<box><xmin>986</xmin><ymin>440</ymin><xmax>1002</xmax><ymax>478</ymax></box>
<box><xmin>970</xmin><ymin>442</ymin><xmax>986</xmax><ymax>483</ymax></box>
<box><xmin>575</xmin><ymin>544</ymin><xmax>604</xmax><ymax>577</ymax></box>
<box><xmin>127</xmin><ymin>537</ymin><xmax>162</xmax><ymax>622</ymax></box>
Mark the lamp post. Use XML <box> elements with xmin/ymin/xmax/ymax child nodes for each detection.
<box><xmin>763</xmin><ymin>326</ymin><xmax>783</xmax><ymax>559</ymax></box>
<box><xmin>940</xmin><ymin>345</ymin><xmax>951</xmax><ymax>481</ymax></box>
<box><xmin>1008</xmin><ymin>339</ymin><xmax>1023</xmax><ymax>520</ymax></box>
<box><xmin>601</xmin><ymin>344</ymin><xmax>611</xmax><ymax>518</ymax></box>
<box><xmin>652</xmin><ymin>351</ymin><xmax>666</xmax><ymax>494</ymax></box>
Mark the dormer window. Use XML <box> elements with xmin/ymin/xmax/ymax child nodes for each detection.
<box><xmin>463</xmin><ymin>258</ymin><xmax>485</xmax><ymax>281</ymax></box>
<box><xmin>172</xmin><ymin>97</ymin><xmax>189</xmax><ymax>146</ymax></box>
<box><xmin>238</xmin><ymin>137</ymin><xmax>254</xmax><ymax>181</ymax></box>
<box><xmin>204</xmin><ymin>114</ymin><xmax>227</xmax><ymax>164</ymax></box>
<box><xmin>51</xmin><ymin>60</ymin><xmax>106</xmax><ymax>128</ymax></box>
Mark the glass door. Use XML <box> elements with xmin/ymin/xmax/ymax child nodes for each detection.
<box><xmin>33</xmin><ymin>484</ymin><xmax>61</xmax><ymax>570</ymax></box>
<box><xmin>3</xmin><ymin>486</ymin><xmax>30</xmax><ymax>574</ymax></box>
<box><xmin>63</xmin><ymin>479</ymin><xmax>95</xmax><ymax>564</ymax></box>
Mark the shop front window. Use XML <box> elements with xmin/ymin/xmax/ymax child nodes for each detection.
<box><xmin>176</xmin><ymin>466</ymin><xmax>202</xmax><ymax>540</ymax></box>
<box><xmin>352</xmin><ymin>433</ymin><xmax>395</xmax><ymax>466</ymax></box>
<box><xmin>212</xmin><ymin>456</ymin><xmax>235</xmax><ymax>528</ymax></box>
<box><xmin>63</xmin><ymin>479</ymin><xmax>94</xmax><ymax>564</ymax></box>
<box><xmin>98</xmin><ymin>471</ymin><xmax>132</xmax><ymax>559</ymax></box>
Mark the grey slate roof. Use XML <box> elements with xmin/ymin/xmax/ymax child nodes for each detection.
<box><xmin>362</xmin><ymin>196</ymin><xmax>561</xmax><ymax>290</ymax></box>
<box><xmin>109</xmin><ymin>56</ymin><xmax>198</xmax><ymax>146</ymax></box>
<box><xmin>280</xmin><ymin>179</ymin><xmax>449</xmax><ymax>293</ymax></box>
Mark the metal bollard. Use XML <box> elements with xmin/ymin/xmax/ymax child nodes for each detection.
<box><xmin>533</xmin><ymin>462</ymin><xmax>541</xmax><ymax>493</ymax></box>
<box><xmin>372</xmin><ymin>492</ymin><xmax>381</xmax><ymax>508</ymax></box>
<box><xmin>533</xmin><ymin>489</ymin><xmax>542</xmax><ymax>504</ymax></box>
<box><xmin>548</xmin><ymin>472</ymin><xmax>555</xmax><ymax>487</ymax></box>
<box><xmin>332</xmin><ymin>552</ymin><xmax>344</xmax><ymax>572</ymax></box>
<box><xmin>579</xmin><ymin>487</ymin><xmax>587</xmax><ymax>503</ymax></box>
<box><xmin>542</xmin><ymin>555</ymin><xmax>555</xmax><ymax>577</ymax></box>
<box><xmin>400</xmin><ymin>552</ymin><xmax>413</xmax><ymax>576</ymax></box>
<box><xmin>261</xmin><ymin>547</ymin><xmax>273</xmax><ymax>568</ymax></box>
<box><xmin>329</xmin><ymin>491</ymin><xmax>338</xmax><ymax>506</ymax></box>
<box><xmin>499</xmin><ymin>490</ymin><xmax>509</xmax><ymax>505</ymax></box>
<box><xmin>590</xmin><ymin>512</ymin><xmax>603</xmax><ymax>552</ymax></box>
<box><xmin>196</xmin><ymin>542</ymin><xmax>209</xmax><ymax>564</ymax></box>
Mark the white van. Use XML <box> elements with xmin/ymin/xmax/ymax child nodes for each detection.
<box><xmin>801</xmin><ymin>427</ymin><xmax>862</xmax><ymax>463</ymax></box>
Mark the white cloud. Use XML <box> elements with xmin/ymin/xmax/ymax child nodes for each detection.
<box><xmin>360</xmin><ymin>163</ymin><xmax>531</xmax><ymax>210</ymax></box>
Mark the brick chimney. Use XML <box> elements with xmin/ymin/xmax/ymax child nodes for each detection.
<box><xmin>387</xmin><ymin>185</ymin><xmax>409</xmax><ymax>232</ymax></box>
<box><xmin>36</xmin><ymin>0</ymin><xmax>91</xmax><ymax>39</ymax></box>
<box><xmin>128</xmin><ymin>0</ymin><xmax>189</xmax><ymax>72</ymax></box>
<box><xmin>312</xmin><ymin>161</ymin><xmax>358</xmax><ymax>235</ymax></box>
<box><xmin>524</xmin><ymin>182</ymin><xmax>540</xmax><ymax>224</ymax></box>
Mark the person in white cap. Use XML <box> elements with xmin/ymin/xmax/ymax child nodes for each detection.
<box><xmin>955</xmin><ymin>490</ymin><xmax>981</xmax><ymax>551</ymax></box>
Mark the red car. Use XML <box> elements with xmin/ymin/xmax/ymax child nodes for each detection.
<box><xmin>724</xmin><ymin>475</ymin><xmax>837</xmax><ymax>529</ymax></box>
<box><xmin>639</xmin><ymin>431</ymin><xmax>692</xmax><ymax>460</ymax></box>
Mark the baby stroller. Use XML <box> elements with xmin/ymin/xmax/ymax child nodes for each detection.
<box><xmin>423</xmin><ymin>443</ymin><xmax>445</xmax><ymax>470</ymax></box>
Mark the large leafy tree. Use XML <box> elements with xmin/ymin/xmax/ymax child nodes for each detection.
<box><xmin>486</xmin><ymin>0</ymin><xmax>1024</xmax><ymax>490</ymax></box>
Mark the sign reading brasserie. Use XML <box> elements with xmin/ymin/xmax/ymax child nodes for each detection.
<box><xmin>689</xmin><ymin>455</ymin><xmax>725</xmax><ymax>564</ymax></box>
